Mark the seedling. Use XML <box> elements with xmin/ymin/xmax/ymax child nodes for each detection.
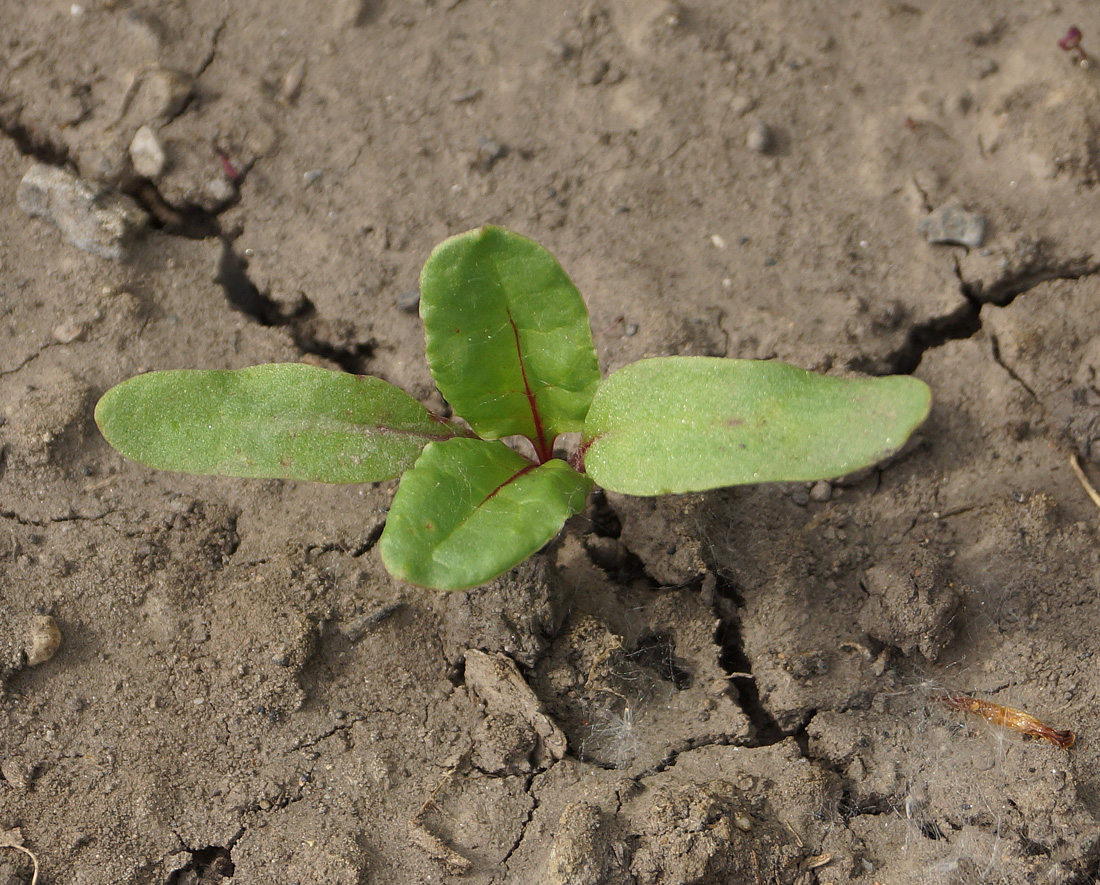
<box><xmin>96</xmin><ymin>226</ymin><xmax>931</xmax><ymax>590</ymax></box>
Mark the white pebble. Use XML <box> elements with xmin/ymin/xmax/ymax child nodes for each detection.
<box><xmin>746</xmin><ymin>121</ymin><xmax>774</xmax><ymax>154</ymax></box>
<box><xmin>129</xmin><ymin>125</ymin><xmax>167</xmax><ymax>178</ymax></box>
<box><xmin>52</xmin><ymin>321</ymin><xmax>85</xmax><ymax>343</ymax></box>
<box><xmin>730</xmin><ymin>95</ymin><xmax>753</xmax><ymax>117</ymax></box>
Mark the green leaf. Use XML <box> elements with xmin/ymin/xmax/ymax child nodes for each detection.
<box><xmin>420</xmin><ymin>226</ymin><xmax>600</xmax><ymax>460</ymax></box>
<box><xmin>582</xmin><ymin>357</ymin><xmax>932</xmax><ymax>495</ymax></box>
<box><xmin>380</xmin><ymin>438</ymin><xmax>593</xmax><ymax>590</ymax></box>
<box><xmin>95</xmin><ymin>363</ymin><xmax>458</xmax><ymax>483</ymax></box>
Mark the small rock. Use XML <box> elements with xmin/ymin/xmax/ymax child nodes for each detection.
<box><xmin>729</xmin><ymin>94</ymin><xmax>753</xmax><ymax>117</ymax></box>
<box><xmin>918</xmin><ymin>206</ymin><xmax>986</xmax><ymax>248</ymax></box>
<box><xmin>746</xmin><ymin>120</ymin><xmax>774</xmax><ymax>153</ymax></box>
<box><xmin>280</xmin><ymin>59</ymin><xmax>307</xmax><ymax>104</ymax></box>
<box><xmin>475</xmin><ymin>136</ymin><xmax>507</xmax><ymax>172</ymax></box>
<box><xmin>332</xmin><ymin>0</ymin><xmax>374</xmax><ymax>27</ymax></box>
<box><xmin>809</xmin><ymin>480</ymin><xmax>832</xmax><ymax>502</ymax></box>
<box><xmin>303</xmin><ymin>169</ymin><xmax>324</xmax><ymax>187</ymax></box>
<box><xmin>788</xmin><ymin>485</ymin><xmax>811</xmax><ymax>506</ymax></box>
<box><xmin>51</xmin><ymin>321</ymin><xmax>85</xmax><ymax>344</ymax></box>
<box><xmin>26</xmin><ymin>615</ymin><xmax>61</xmax><ymax>667</ymax></box>
<box><xmin>132</xmin><ymin>67</ymin><xmax>193</xmax><ymax>122</ymax></box>
<box><xmin>395</xmin><ymin>289</ymin><xmax>420</xmax><ymax>313</ymax></box>
<box><xmin>203</xmin><ymin>176</ymin><xmax>236</xmax><ymax>205</ymax></box>
<box><xmin>129</xmin><ymin>124</ymin><xmax>166</xmax><ymax>178</ymax></box>
<box><xmin>546</xmin><ymin>38</ymin><xmax>575</xmax><ymax>62</ymax></box>
<box><xmin>17</xmin><ymin>164</ymin><xmax>147</xmax><ymax>260</ymax></box>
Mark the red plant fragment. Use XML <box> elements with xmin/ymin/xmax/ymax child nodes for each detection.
<box><xmin>1059</xmin><ymin>26</ymin><xmax>1083</xmax><ymax>52</ymax></box>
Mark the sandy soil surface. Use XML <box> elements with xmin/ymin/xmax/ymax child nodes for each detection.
<box><xmin>4</xmin><ymin>1</ymin><xmax>1100</xmax><ymax>883</ymax></box>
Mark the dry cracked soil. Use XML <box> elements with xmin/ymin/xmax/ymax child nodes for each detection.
<box><xmin>4</xmin><ymin>1</ymin><xmax>1100</xmax><ymax>883</ymax></box>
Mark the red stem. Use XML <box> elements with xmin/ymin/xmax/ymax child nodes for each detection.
<box><xmin>505</xmin><ymin>306</ymin><xmax>552</xmax><ymax>463</ymax></box>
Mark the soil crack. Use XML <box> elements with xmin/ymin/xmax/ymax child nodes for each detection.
<box><xmin>989</xmin><ymin>333</ymin><xmax>1038</xmax><ymax>400</ymax></box>
<box><xmin>164</xmin><ymin>841</ymin><xmax>236</xmax><ymax>884</ymax></box>
<box><xmin>0</xmin><ymin>100</ymin><xmax>75</xmax><ymax>168</ymax></box>
<box><xmin>194</xmin><ymin>16</ymin><xmax>229</xmax><ymax>81</ymax></box>
<box><xmin>864</xmin><ymin>247</ymin><xmax>1100</xmax><ymax>376</ymax></box>
<box><xmin>290</xmin><ymin>714</ymin><xmax>369</xmax><ymax>752</ymax></box>
<box><xmin>500</xmin><ymin>772</ymin><xmax>539</xmax><ymax>868</ymax></box>
<box><xmin>0</xmin><ymin>88</ymin><xmax>374</xmax><ymax>373</ymax></box>
<box><xmin>0</xmin><ymin>507</ymin><xmax>119</xmax><ymax>528</ymax></box>
<box><xmin>712</xmin><ymin>573</ymin><xmax>787</xmax><ymax>747</ymax></box>
<box><xmin>213</xmin><ymin>240</ymin><xmax>375</xmax><ymax>374</ymax></box>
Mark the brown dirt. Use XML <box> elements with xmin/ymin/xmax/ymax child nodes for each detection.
<box><xmin>4</xmin><ymin>2</ymin><xmax>1100</xmax><ymax>883</ymax></box>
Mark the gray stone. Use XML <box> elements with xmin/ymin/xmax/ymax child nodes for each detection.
<box><xmin>395</xmin><ymin>289</ymin><xmax>420</xmax><ymax>313</ymax></box>
<box><xmin>17</xmin><ymin>164</ymin><xmax>148</xmax><ymax>260</ymax></box>
<box><xmin>918</xmin><ymin>206</ymin><xmax>986</xmax><ymax>248</ymax></box>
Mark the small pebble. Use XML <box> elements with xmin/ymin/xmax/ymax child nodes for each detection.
<box><xmin>302</xmin><ymin>169</ymin><xmax>325</xmax><ymax>187</ymax></box>
<box><xmin>18</xmin><ymin>164</ymin><xmax>148</xmax><ymax>260</ymax></box>
<box><xmin>396</xmin><ymin>289</ymin><xmax>421</xmax><ymax>313</ymax></box>
<box><xmin>136</xmin><ymin>67</ymin><xmax>194</xmax><ymax>121</ymax></box>
<box><xmin>26</xmin><ymin>615</ymin><xmax>61</xmax><ymax>666</ymax></box>
<box><xmin>729</xmin><ymin>94</ymin><xmax>753</xmax><ymax>117</ymax></box>
<box><xmin>52</xmin><ymin>321</ymin><xmax>85</xmax><ymax>343</ymax></box>
<box><xmin>624</xmin><ymin>322</ymin><xmax>639</xmax><ymax>337</ymax></box>
<box><xmin>546</xmin><ymin>37</ymin><xmax>574</xmax><ymax>62</ymax></box>
<box><xmin>746</xmin><ymin>120</ymin><xmax>774</xmax><ymax>153</ymax></box>
<box><xmin>710</xmin><ymin>234</ymin><xmax>727</xmax><ymax>249</ymax></box>
<box><xmin>809</xmin><ymin>480</ymin><xmax>832</xmax><ymax>502</ymax></box>
<box><xmin>475</xmin><ymin>137</ymin><xmax>507</xmax><ymax>172</ymax></box>
<box><xmin>918</xmin><ymin>206</ymin><xmax>986</xmax><ymax>248</ymax></box>
<box><xmin>280</xmin><ymin>59</ymin><xmax>307</xmax><ymax>104</ymax></box>
<box><xmin>129</xmin><ymin>125</ymin><xmax>166</xmax><ymax>178</ymax></box>
<box><xmin>332</xmin><ymin>0</ymin><xmax>373</xmax><ymax>27</ymax></box>
<box><xmin>789</xmin><ymin>486</ymin><xmax>811</xmax><ymax>506</ymax></box>
<box><xmin>204</xmin><ymin>176</ymin><xmax>236</xmax><ymax>204</ymax></box>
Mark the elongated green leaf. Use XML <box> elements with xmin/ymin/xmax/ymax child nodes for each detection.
<box><xmin>420</xmin><ymin>226</ymin><xmax>600</xmax><ymax>460</ymax></box>
<box><xmin>380</xmin><ymin>438</ymin><xmax>593</xmax><ymax>590</ymax></box>
<box><xmin>95</xmin><ymin>363</ymin><xmax>457</xmax><ymax>483</ymax></box>
<box><xmin>582</xmin><ymin>357</ymin><xmax>931</xmax><ymax>495</ymax></box>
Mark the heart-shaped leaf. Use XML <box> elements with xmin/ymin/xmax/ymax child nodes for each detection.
<box><xmin>380</xmin><ymin>438</ymin><xmax>593</xmax><ymax>590</ymax></box>
<box><xmin>582</xmin><ymin>357</ymin><xmax>931</xmax><ymax>495</ymax></box>
<box><xmin>95</xmin><ymin>363</ymin><xmax>458</xmax><ymax>483</ymax></box>
<box><xmin>420</xmin><ymin>226</ymin><xmax>600</xmax><ymax>460</ymax></box>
